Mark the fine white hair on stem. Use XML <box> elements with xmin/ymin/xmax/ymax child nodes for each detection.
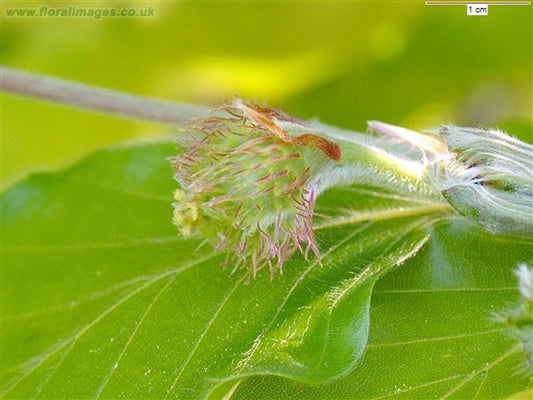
<box><xmin>0</xmin><ymin>66</ymin><xmax>210</xmax><ymax>124</ymax></box>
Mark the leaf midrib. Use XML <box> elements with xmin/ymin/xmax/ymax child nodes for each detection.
<box><xmin>315</xmin><ymin>204</ymin><xmax>451</xmax><ymax>230</ymax></box>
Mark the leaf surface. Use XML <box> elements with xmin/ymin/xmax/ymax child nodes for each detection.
<box><xmin>233</xmin><ymin>220</ymin><xmax>533</xmax><ymax>399</ymax></box>
<box><xmin>1</xmin><ymin>142</ymin><xmax>528</xmax><ymax>399</ymax></box>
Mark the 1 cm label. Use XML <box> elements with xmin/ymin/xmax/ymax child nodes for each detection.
<box><xmin>467</xmin><ymin>4</ymin><xmax>489</xmax><ymax>15</ymax></box>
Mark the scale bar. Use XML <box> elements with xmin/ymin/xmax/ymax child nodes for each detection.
<box><xmin>426</xmin><ymin>1</ymin><xmax>530</xmax><ymax>5</ymax></box>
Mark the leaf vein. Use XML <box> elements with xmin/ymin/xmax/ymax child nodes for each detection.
<box><xmin>315</xmin><ymin>219</ymin><xmax>430</xmax><ymax>371</ymax></box>
<box><xmin>235</xmin><ymin>221</ymin><xmax>374</xmax><ymax>374</ymax></box>
<box><xmin>438</xmin><ymin>345</ymin><xmax>519</xmax><ymax>399</ymax></box>
<box><xmin>164</xmin><ymin>274</ymin><xmax>247</xmax><ymax>399</ymax></box>
<box><xmin>314</xmin><ymin>205</ymin><xmax>450</xmax><ymax>230</ymax></box>
<box><xmin>94</xmin><ymin>274</ymin><xmax>177</xmax><ymax>398</ymax></box>
<box><xmin>366</xmin><ymin>328</ymin><xmax>508</xmax><ymax>348</ymax></box>
<box><xmin>0</xmin><ymin>253</ymin><xmax>218</xmax><ymax>398</ymax></box>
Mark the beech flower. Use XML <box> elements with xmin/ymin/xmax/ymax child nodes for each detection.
<box><xmin>169</xmin><ymin>100</ymin><xmax>340</xmax><ymax>279</ymax></box>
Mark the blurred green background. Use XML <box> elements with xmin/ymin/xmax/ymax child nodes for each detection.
<box><xmin>1</xmin><ymin>0</ymin><xmax>532</xmax><ymax>190</ymax></box>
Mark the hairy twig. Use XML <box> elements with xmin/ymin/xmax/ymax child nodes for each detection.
<box><xmin>0</xmin><ymin>66</ymin><xmax>210</xmax><ymax>124</ymax></box>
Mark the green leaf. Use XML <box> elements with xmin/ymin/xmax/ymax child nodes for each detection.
<box><xmin>1</xmin><ymin>141</ymin><xmax>449</xmax><ymax>399</ymax></box>
<box><xmin>233</xmin><ymin>220</ymin><xmax>533</xmax><ymax>399</ymax></box>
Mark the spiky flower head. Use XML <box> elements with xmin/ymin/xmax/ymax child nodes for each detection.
<box><xmin>169</xmin><ymin>99</ymin><xmax>340</xmax><ymax>279</ymax></box>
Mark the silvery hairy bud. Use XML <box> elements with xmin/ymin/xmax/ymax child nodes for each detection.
<box><xmin>423</xmin><ymin>126</ymin><xmax>533</xmax><ymax>237</ymax></box>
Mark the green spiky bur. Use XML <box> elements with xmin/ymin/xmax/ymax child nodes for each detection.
<box><xmin>169</xmin><ymin>102</ymin><xmax>338</xmax><ymax>278</ymax></box>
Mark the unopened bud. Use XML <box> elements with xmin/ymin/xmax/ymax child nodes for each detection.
<box><xmin>423</xmin><ymin>126</ymin><xmax>533</xmax><ymax>236</ymax></box>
